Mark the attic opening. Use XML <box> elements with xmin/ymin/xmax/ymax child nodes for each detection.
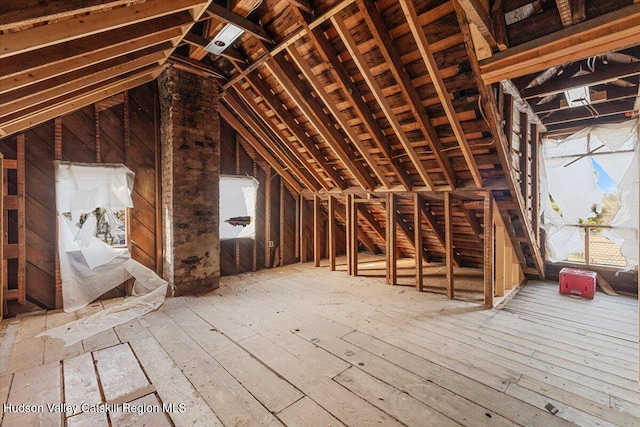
<box><xmin>540</xmin><ymin>120</ymin><xmax>638</xmax><ymax>270</ymax></box>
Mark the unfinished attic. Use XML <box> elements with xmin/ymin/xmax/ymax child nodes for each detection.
<box><xmin>0</xmin><ymin>0</ymin><xmax>639</xmax><ymax>425</ymax></box>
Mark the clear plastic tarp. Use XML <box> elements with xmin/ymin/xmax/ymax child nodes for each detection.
<box><xmin>540</xmin><ymin>120</ymin><xmax>639</xmax><ymax>268</ymax></box>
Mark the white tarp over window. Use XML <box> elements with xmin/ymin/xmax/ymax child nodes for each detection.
<box><xmin>38</xmin><ymin>162</ymin><xmax>168</xmax><ymax>346</ymax></box>
<box><xmin>219</xmin><ymin>175</ymin><xmax>259</xmax><ymax>240</ymax></box>
<box><xmin>540</xmin><ymin>120</ymin><xmax>639</xmax><ymax>268</ymax></box>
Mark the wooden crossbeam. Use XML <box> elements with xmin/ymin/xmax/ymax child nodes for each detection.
<box><xmin>1</xmin><ymin>46</ymin><xmax>172</xmax><ymax>120</ymax></box>
<box><xmin>480</xmin><ymin>3</ymin><xmax>640</xmax><ymax>84</ymax></box>
<box><xmin>354</xmin><ymin>0</ymin><xmax>457</xmax><ymax>190</ymax></box>
<box><xmin>241</xmin><ymin>71</ymin><xmax>344</xmax><ymax>189</ymax></box>
<box><xmin>332</xmin><ymin>15</ymin><xmax>435</xmax><ymax>191</ymax></box>
<box><xmin>218</xmin><ymin>103</ymin><xmax>303</xmax><ymax>193</ymax></box>
<box><xmin>543</xmin><ymin>99</ymin><xmax>636</xmax><ymax>126</ymax></box>
<box><xmin>0</xmin><ymin>0</ymin><xmax>208</xmax><ymax>59</ymax></box>
<box><xmin>205</xmin><ymin>1</ymin><xmax>272</xmax><ymax>43</ymax></box>
<box><xmin>522</xmin><ymin>61</ymin><xmax>640</xmax><ymax>100</ymax></box>
<box><xmin>0</xmin><ymin>65</ymin><xmax>164</xmax><ymax>137</ymax></box>
<box><xmin>230</xmin><ymin>82</ymin><xmax>329</xmax><ymax>191</ymax></box>
<box><xmin>287</xmin><ymin>44</ymin><xmax>390</xmax><ymax>188</ymax></box>
<box><xmin>0</xmin><ymin>23</ymin><xmax>186</xmax><ymax>94</ymax></box>
<box><xmin>266</xmin><ymin>51</ymin><xmax>376</xmax><ymax>190</ymax></box>
<box><xmin>399</xmin><ymin>0</ymin><xmax>483</xmax><ymax>189</ymax></box>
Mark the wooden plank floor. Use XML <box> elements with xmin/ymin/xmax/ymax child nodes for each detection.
<box><xmin>1</xmin><ymin>259</ymin><xmax>638</xmax><ymax>426</ymax></box>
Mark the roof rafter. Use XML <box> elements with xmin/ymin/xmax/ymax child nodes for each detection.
<box><xmin>239</xmin><ymin>68</ymin><xmax>345</xmax><ymax>189</ymax></box>
<box><xmin>222</xmin><ymin>88</ymin><xmax>319</xmax><ymax>191</ymax></box>
<box><xmin>0</xmin><ymin>65</ymin><xmax>164</xmax><ymax>137</ymax></box>
<box><xmin>332</xmin><ymin>15</ymin><xmax>435</xmax><ymax>191</ymax></box>
<box><xmin>286</xmin><ymin>44</ymin><xmax>391</xmax><ymax>189</ymax></box>
<box><xmin>354</xmin><ymin>0</ymin><xmax>458</xmax><ymax>190</ymax></box>
<box><xmin>218</xmin><ymin>103</ymin><xmax>303</xmax><ymax>193</ymax></box>
<box><xmin>399</xmin><ymin>0</ymin><xmax>483</xmax><ymax>189</ymax></box>
<box><xmin>0</xmin><ymin>0</ymin><xmax>209</xmax><ymax>59</ymax></box>
<box><xmin>229</xmin><ymin>82</ymin><xmax>330</xmax><ymax>191</ymax></box>
<box><xmin>265</xmin><ymin>49</ymin><xmax>377</xmax><ymax>190</ymax></box>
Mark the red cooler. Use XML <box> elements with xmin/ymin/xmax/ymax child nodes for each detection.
<box><xmin>559</xmin><ymin>268</ymin><xmax>596</xmax><ymax>299</ymax></box>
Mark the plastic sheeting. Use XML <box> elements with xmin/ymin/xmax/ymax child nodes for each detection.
<box><xmin>40</xmin><ymin>162</ymin><xmax>169</xmax><ymax>344</ymax></box>
<box><xmin>219</xmin><ymin>175</ymin><xmax>259</xmax><ymax>240</ymax></box>
<box><xmin>540</xmin><ymin>120</ymin><xmax>639</xmax><ymax>268</ymax></box>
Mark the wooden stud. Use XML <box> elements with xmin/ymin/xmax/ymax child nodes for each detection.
<box><xmin>294</xmin><ymin>194</ymin><xmax>300</xmax><ymax>260</ymax></box>
<box><xmin>253</xmin><ymin>161</ymin><xmax>258</xmax><ymax>272</ymax></box>
<box><xmin>313</xmin><ymin>194</ymin><xmax>321</xmax><ymax>268</ymax></box>
<box><xmin>444</xmin><ymin>192</ymin><xmax>454</xmax><ymax>299</ymax></box>
<box><xmin>530</xmin><ymin>124</ymin><xmax>540</xmax><ymax>245</ymax></box>
<box><xmin>420</xmin><ymin>202</ymin><xmax>461</xmax><ymax>267</ymax></box>
<box><xmin>495</xmin><ymin>212</ymin><xmax>506</xmax><ymax>298</ymax></box>
<box><xmin>345</xmin><ymin>195</ymin><xmax>352</xmax><ymax>276</ymax></box>
<box><xmin>300</xmin><ymin>196</ymin><xmax>307</xmax><ymax>264</ymax></box>
<box><xmin>235</xmin><ymin>136</ymin><xmax>241</xmax><ymax>272</ymax></box>
<box><xmin>265</xmin><ymin>167</ymin><xmax>272</xmax><ymax>268</ymax></box>
<box><xmin>328</xmin><ymin>196</ymin><xmax>336</xmax><ymax>271</ymax></box>
<box><xmin>351</xmin><ymin>196</ymin><xmax>359</xmax><ymax>276</ymax></box>
<box><xmin>519</xmin><ymin>112</ymin><xmax>528</xmax><ymax>199</ymax></box>
<box><xmin>279</xmin><ymin>178</ymin><xmax>285</xmax><ymax>268</ymax></box>
<box><xmin>399</xmin><ymin>0</ymin><xmax>483</xmax><ymax>188</ymax></box>
<box><xmin>386</xmin><ymin>193</ymin><xmax>397</xmax><ymax>286</ymax></box>
<box><xmin>490</xmin><ymin>0</ymin><xmax>509</xmax><ymax>51</ymax></box>
<box><xmin>484</xmin><ymin>192</ymin><xmax>494</xmax><ymax>308</ymax></box>
<box><xmin>16</xmin><ymin>134</ymin><xmax>26</xmax><ymax>305</ymax></box>
<box><xmin>414</xmin><ymin>193</ymin><xmax>423</xmax><ymax>292</ymax></box>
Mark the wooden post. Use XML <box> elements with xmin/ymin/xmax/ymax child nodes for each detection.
<box><xmin>252</xmin><ymin>161</ymin><xmax>258</xmax><ymax>272</ymax></box>
<box><xmin>235</xmin><ymin>137</ymin><xmax>241</xmax><ymax>272</ymax></box>
<box><xmin>519</xmin><ymin>112</ymin><xmax>528</xmax><ymax>200</ymax></box>
<box><xmin>345</xmin><ymin>194</ymin><xmax>352</xmax><ymax>275</ymax></box>
<box><xmin>54</xmin><ymin>117</ymin><xmax>63</xmax><ymax>308</ymax></box>
<box><xmin>300</xmin><ymin>196</ymin><xmax>307</xmax><ymax>263</ymax></box>
<box><xmin>0</xmin><ymin>152</ymin><xmax>3</xmax><ymax>318</ymax></box>
<box><xmin>445</xmin><ymin>191</ymin><xmax>454</xmax><ymax>299</ymax></box>
<box><xmin>351</xmin><ymin>196</ymin><xmax>358</xmax><ymax>276</ymax></box>
<box><xmin>328</xmin><ymin>195</ymin><xmax>336</xmax><ymax>271</ymax></box>
<box><xmin>16</xmin><ymin>134</ymin><xmax>26</xmax><ymax>305</ymax></box>
<box><xmin>294</xmin><ymin>194</ymin><xmax>300</xmax><ymax>260</ymax></box>
<box><xmin>531</xmin><ymin>123</ymin><xmax>540</xmax><ymax>245</ymax></box>
<box><xmin>265</xmin><ymin>167</ymin><xmax>272</xmax><ymax>268</ymax></box>
<box><xmin>279</xmin><ymin>178</ymin><xmax>285</xmax><ymax>268</ymax></box>
<box><xmin>386</xmin><ymin>193</ymin><xmax>397</xmax><ymax>285</ymax></box>
<box><xmin>313</xmin><ymin>194</ymin><xmax>321</xmax><ymax>267</ymax></box>
<box><xmin>484</xmin><ymin>192</ymin><xmax>494</xmax><ymax>308</ymax></box>
<box><xmin>414</xmin><ymin>193</ymin><xmax>423</xmax><ymax>292</ymax></box>
<box><xmin>585</xmin><ymin>226</ymin><xmax>590</xmax><ymax>266</ymax></box>
<box><xmin>504</xmin><ymin>93</ymin><xmax>514</xmax><ymax>150</ymax></box>
<box><xmin>494</xmin><ymin>203</ymin><xmax>506</xmax><ymax>298</ymax></box>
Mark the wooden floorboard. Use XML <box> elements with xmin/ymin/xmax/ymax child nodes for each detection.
<box><xmin>1</xmin><ymin>262</ymin><xmax>638</xmax><ymax>426</ymax></box>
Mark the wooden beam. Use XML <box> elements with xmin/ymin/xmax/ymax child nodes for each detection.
<box><xmin>0</xmin><ymin>66</ymin><xmax>164</xmax><ymax>138</ymax></box>
<box><xmin>480</xmin><ymin>3</ymin><xmax>640</xmax><ymax>84</ymax></box>
<box><xmin>353</xmin><ymin>0</ymin><xmax>457</xmax><ymax>190</ymax></box>
<box><xmin>555</xmin><ymin>0</ymin><xmax>574</xmax><ymax>27</ymax></box>
<box><xmin>241</xmin><ymin>71</ymin><xmax>345</xmax><ymax>190</ymax></box>
<box><xmin>456</xmin><ymin>0</ymin><xmax>498</xmax><ymax>50</ymax></box>
<box><xmin>444</xmin><ymin>192</ymin><xmax>454</xmax><ymax>299</ymax></box>
<box><xmin>357</xmin><ymin>204</ymin><xmax>386</xmax><ymax>243</ymax></box>
<box><xmin>399</xmin><ymin>0</ymin><xmax>483</xmax><ymax>188</ymax></box>
<box><xmin>334</xmin><ymin>203</ymin><xmax>380</xmax><ymax>256</ymax></box>
<box><xmin>205</xmin><ymin>1</ymin><xmax>273</xmax><ymax>43</ymax></box>
<box><xmin>301</xmin><ymin>20</ymin><xmax>412</xmax><ymax>190</ymax></box>
<box><xmin>168</xmin><ymin>54</ymin><xmax>227</xmax><ymax>80</ymax></box>
<box><xmin>519</xmin><ymin>112</ymin><xmax>529</xmax><ymax>199</ymax></box>
<box><xmin>0</xmin><ymin>0</ymin><xmax>208</xmax><ymax>59</ymax></box>
<box><xmin>414</xmin><ymin>193</ymin><xmax>424</xmax><ymax>292</ymax></box>
<box><xmin>328</xmin><ymin>195</ymin><xmax>337</xmax><ymax>271</ymax></box>
<box><xmin>313</xmin><ymin>194</ymin><xmax>321</xmax><ymax>267</ymax></box>
<box><xmin>287</xmin><ymin>44</ymin><xmax>391</xmax><ymax>188</ymax></box>
<box><xmin>523</xmin><ymin>61</ymin><xmax>640</xmax><ymax>100</ymax></box>
<box><xmin>500</xmin><ymin>80</ymin><xmax>546</xmax><ymax>130</ymax></box>
<box><xmin>484</xmin><ymin>192</ymin><xmax>494</xmax><ymax>308</ymax></box>
<box><xmin>491</xmin><ymin>0</ymin><xmax>509</xmax><ymax>50</ymax></box>
<box><xmin>351</xmin><ymin>195</ymin><xmax>359</xmax><ymax>276</ymax></box>
<box><xmin>0</xmin><ymin>25</ymin><xmax>185</xmax><ymax>95</ymax></box>
<box><xmin>1</xmin><ymin>46</ymin><xmax>172</xmax><ymax>119</ymax></box>
<box><xmin>345</xmin><ymin>194</ymin><xmax>353</xmax><ymax>276</ymax></box>
<box><xmin>218</xmin><ymin>103</ymin><xmax>304</xmax><ymax>193</ymax></box>
<box><xmin>494</xmin><ymin>207</ymin><xmax>506</xmax><ymax>298</ymax></box>
<box><xmin>266</xmin><ymin>52</ymin><xmax>376</xmax><ymax>190</ymax></box>
<box><xmin>332</xmin><ymin>15</ymin><xmax>436</xmax><ymax>190</ymax></box>
<box><xmin>386</xmin><ymin>193</ymin><xmax>397</xmax><ymax>285</ymax></box>
<box><xmin>543</xmin><ymin>99</ymin><xmax>635</xmax><ymax>126</ymax></box>
<box><xmin>279</xmin><ymin>179</ymin><xmax>285</xmax><ymax>268</ymax></box>
<box><xmin>265</xmin><ymin>167</ymin><xmax>272</xmax><ymax>268</ymax></box>
<box><xmin>229</xmin><ymin>83</ymin><xmax>329</xmax><ymax>191</ymax></box>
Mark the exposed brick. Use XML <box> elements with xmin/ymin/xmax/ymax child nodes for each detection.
<box><xmin>158</xmin><ymin>66</ymin><xmax>220</xmax><ymax>295</ymax></box>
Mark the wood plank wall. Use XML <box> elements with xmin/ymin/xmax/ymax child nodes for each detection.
<box><xmin>0</xmin><ymin>84</ymin><xmax>160</xmax><ymax>314</ymax></box>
